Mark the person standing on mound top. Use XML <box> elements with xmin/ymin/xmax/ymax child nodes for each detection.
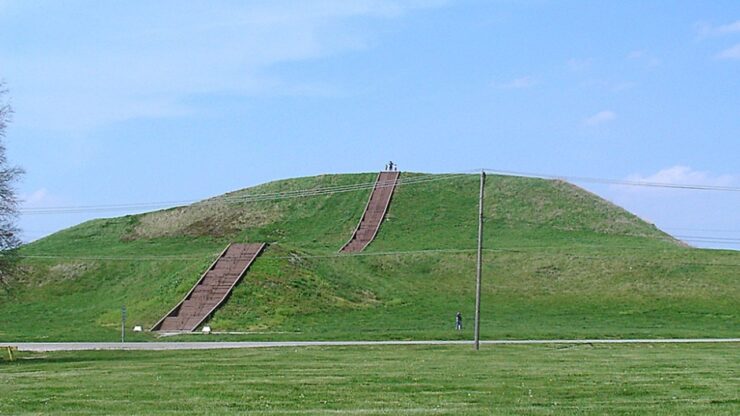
<box><xmin>455</xmin><ymin>312</ymin><xmax>463</xmax><ymax>331</ymax></box>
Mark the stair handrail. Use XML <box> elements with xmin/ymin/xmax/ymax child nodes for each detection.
<box><xmin>339</xmin><ymin>171</ymin><xmax>400</xmax><ymax>252</ymax></box>
<box><xmin>150</xmin><ymin>243</ymin><xmax>233</xmax><ymax>331</ymax></box>
<box><xmin>187</xmin><ymin>243</ymin><xmax>266</xmax><ymax>331</ymax></box>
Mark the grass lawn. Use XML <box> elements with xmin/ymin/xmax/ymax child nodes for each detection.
<box><xmin>1</xmin><ymin>344</ymin><xmax>738</xmax><ymax>415</ymax></box>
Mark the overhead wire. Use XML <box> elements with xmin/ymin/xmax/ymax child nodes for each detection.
<box><xmin>16</xmin><ymin>246</ymin><xmax>740</xmax><ymax>267</ymax></box>
<box><xmin>21</xmin><ymin>167</ymin><xmax>740</xmax><ymax>215</ymax></box>
<box><xmin>16</xmin><ymin>168</ymin><xmax>740</xmax><ymax>256</ymax></box>
<box><xmin>664</xmin><ymin>227</ymin><xmax>740</xmax><ymax>234</ymax></box>
<box><xmin>20</xmin><ymin>172</ymin><xmax>469</xmax><ymax>215</ymax></box>
<box><xmin>482</xmin><ymin>168</ymin><xmax>740</xmax><ymax>192</ymax></box>
<box><xmin>479</xmin><ymin>168</ymin><xmax>740</xmax><ymax>248</ymax></box>
<box><xmin>678</xmin><ymin>239</ymin><xmax>740</xmax><ymax>245</ymax></box>
<box><xmin>674</xmin><ymin>235</ymin><xmax>740</xmax><ymax>242</ymax></box>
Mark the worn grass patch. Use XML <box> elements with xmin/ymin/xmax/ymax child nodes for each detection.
<box><xmin>128</xmin><ymin>200</ymin><xmax>282</xmax><ymax>240</ymax></box>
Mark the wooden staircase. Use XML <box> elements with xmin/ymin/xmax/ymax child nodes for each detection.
<box><xmin>340</xmin><ymin>171</ymin><xmax>400</xmax><ymax>253</ymax></box>
<box><xmin>151</xmin><ymin>243</ymin><xmax>265</xmax><ymax>332</ymax></box>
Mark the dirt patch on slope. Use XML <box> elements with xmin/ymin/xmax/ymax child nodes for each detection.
<box><xmin>125</xmin><ymin>199</ymin><xmax>282</xmax><ymax>240</ymax></box>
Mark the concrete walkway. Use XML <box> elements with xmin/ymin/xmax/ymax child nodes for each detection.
<box><xmin>9</xmin><ymin>338</ymin><xmax>740</xmax><ymax>352</ymax></box>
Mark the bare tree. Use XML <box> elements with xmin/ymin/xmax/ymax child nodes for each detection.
<box><xmin>0</xmin><ymin>81</ymin><xmax>24</xmax><ymax>289</ymax></box>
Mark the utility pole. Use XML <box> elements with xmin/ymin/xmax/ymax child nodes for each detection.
<box><xmin>473</xmin><ymin>170</ymin><xmax>485</xmax><ymax>350</ymax></box>
<box><xmin>121</xmin><ymin>305</ymin><xmax>127</xmax><ymax>343</ymax></box>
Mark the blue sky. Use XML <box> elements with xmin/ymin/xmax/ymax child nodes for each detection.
<box><xmin>1</xmin><ymin>0</ymin><xmax>738</xmax><ymax>249</ymax></box>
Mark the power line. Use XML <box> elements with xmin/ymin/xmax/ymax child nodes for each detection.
<box><xmin>20</xmin><ymin>221</ymin><xmax>740</xmax><ymax>249</ymax></box>
<box><xmin>20</xmin><ymin>176</ymin><xmax>394</xmax><ymax>214</ymax></box>
<box><xmin>19</xmin><ymin>168</ymin><xmax>740</xmax><ymax>216</ymax></box>
<box><xmin>17</xmin><ymin>246</ymin><xmax>740</xmax><ymax>266</ymax></box>
<box><xmin>482</xmin><ymin>168</ymin><xmax>740</xmax><ymax>192</ymax></box>
<box><xmin>674</xmin><ymin>235</ymin><xmax>740</xmax><ymax>242</ymax></box>
<box><xmin>666</xmin><ymin>227</ymin><xmax>740</xmax><ymax>234</ymax></box>
<box><xmin>23</xmin><ymin>227</ymin><xmax>740</xmax><ymax>247</ymax></box>
<box><xmin>20</xmin><ymin>173</ymin><xmax>468</xmax><ymax>215</ymax></box>
<box><xmin>22</xmin><ymin>227</ymin><xmax>740</xmax><ymax>248</ymax></box>
<box><xmin>17</xmin><ymin>168</ymin><xmax>740</xmax><ymax>254</ymax></box>
<box><xmin>679</xmin><ymin>239</ymin><xmax>740</xmax><ymax>245</ymax></box>
<box><xmin>17</xmin><ymin>254</ymin><xmax>211</xmax><ymax>261</ymax></box>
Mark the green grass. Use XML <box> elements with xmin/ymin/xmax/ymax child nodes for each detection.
<box><xmin>1</xmin><ymin>344</ymin><xmax>737</xmax><ymax>414</ymax></box>
<box><xmin>1</xmin><ymin>173</ymin><xmax>738</xmax><ymax>341</ymax></box>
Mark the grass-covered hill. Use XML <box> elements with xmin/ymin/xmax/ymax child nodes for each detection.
<box><xmin>2</xmin><ymin>173</ymin><xmax>738</xmax><ymax>341</ymax></box>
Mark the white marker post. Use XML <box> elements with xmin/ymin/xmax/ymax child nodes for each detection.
<box><xmin>121</xmin><ymin>305</ymin><xmax>127</xmax><ymax>343</ymax></box>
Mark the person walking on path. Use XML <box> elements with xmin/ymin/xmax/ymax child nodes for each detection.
<box><xmin>455</xmin><ymin>312</ymin><xmax>463</xmax><ymax>331</ymax></box>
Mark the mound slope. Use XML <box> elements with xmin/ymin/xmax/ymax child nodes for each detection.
<box><xmin>2</xmin><ymin>173</ymin><xmax>738</xmax><ymax>341</ymax></box>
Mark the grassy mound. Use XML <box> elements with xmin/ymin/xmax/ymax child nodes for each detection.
<box><xmin>2</xmin><ymin>173</ymin><xmax>738</xmax><ymax>341</ymax></box>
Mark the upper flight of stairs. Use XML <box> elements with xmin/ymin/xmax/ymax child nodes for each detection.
<box><xmin>340</xmin><ymin>171</ymin><xmax>400</xmax><ymax>253</ymax></box>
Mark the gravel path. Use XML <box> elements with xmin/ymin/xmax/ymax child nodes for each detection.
<box><xmin>8</xmin><ymin>338</ymin><xmax>740</xmax><ymax>352</ymax></box>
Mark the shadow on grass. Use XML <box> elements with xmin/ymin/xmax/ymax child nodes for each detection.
<box><xmin>0</xmin><ymin>350</ymin><xmax>193</xmax><ymax>366</ymax></box>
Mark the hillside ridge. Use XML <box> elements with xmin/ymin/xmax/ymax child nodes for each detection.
<box><xmin>4</xmin><ymin>172</ymin><xmax>736</xmax><ymax>342</ymax></box>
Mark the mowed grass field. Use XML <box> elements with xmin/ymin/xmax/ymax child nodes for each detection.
<box><xmin>1</xmin><ymin>344</ymin><xmax>738</xmax><ymax>415</ymax></box>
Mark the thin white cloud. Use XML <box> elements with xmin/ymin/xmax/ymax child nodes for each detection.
<box><xmin>492</xmin><ymin>76</ymin><xmax>537</xmax><ymax>89</ymax></box>
<box><xmin>580</xmin><ymin>79</ymin><xmax>636</xmax><ymax>92</ymax></box>
<box><xmin>611</xmin><ymin>81</ymin><xmax>636</xmax><ymax>92</ymax></box>
<box><xmin>23</xmin><ymin>188</ymin><xmax>47</xmax><ymax>205</ymax></box>
<box><xmin>717</xmin><ymin>20</ymin><xmax>740</xmax><ymax>34</ymax></box>
<box><xmin>615</xmin><ymin>166</ymin><xmax>737</xmax><ymax>194</ymax></box>
<box><xmin>628</xmin><ymin>166</ymin><xmax>735</xmax><ymax>186</ymax></box>
<box><xmin>716</xmin><ymin>43</ymin><xmax>740</xmax><ymax>60</ymax></box>
<box><xmin>627</xmin><ymin>50</ymin><xmax>661</xmax><ymax>67</ymax></box>
<box><xmin>583</xmin><ymin>110</ymin><xmax>616</xmax><ymax>126</ymax></box>
<box><xmin>695</xmin><ymin>19</ymin><xmax>740</xmax><ymax>37</ymax></box>
<box><xmin>2</xmin><ymin>1</ymin><xmax>448</xmax><ymax>132</ymax></box>
<box><xmin>566</xmin><ymin>58</ymin><xmax>592</xmax><ymax>71</ymax></box>
<box><xmin>604</xmin><ymin>167</ymin><xmax>740</xmax><ymax>250</ymax></box>
<box><xmin>694</xmin><ymin>20</ymin><xmax>740</xmax><ymax>61</ymax></box>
